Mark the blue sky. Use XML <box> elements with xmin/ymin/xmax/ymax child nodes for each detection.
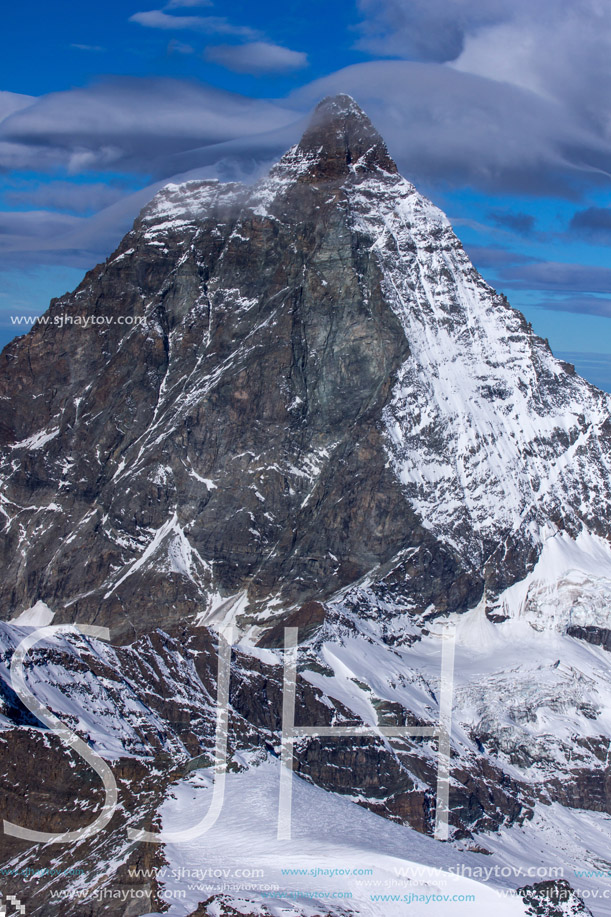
<box><xmin>1</xmin><ymin>0</ymin><xmax>611</xmax><ymax>389</ymax></box>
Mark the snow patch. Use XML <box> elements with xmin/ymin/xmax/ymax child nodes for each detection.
<box><xmin>148</xmin><ymin>761</ymin><xmax>528</xmax><ymax>916</ymax></box>
<box><xmin>11</xmin><ymin>427</ymin><xmax>60</xmax><ymax>451</ymax></box>
<box><xmin>498</xmin><ymin>529</ymin><xmax>611</xmax><ymax>631</ymax></box>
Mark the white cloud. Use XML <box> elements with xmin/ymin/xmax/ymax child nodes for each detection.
<box><xmin>290</xmin><ymin>60</ymin><xmax>611</xmax><ymax>195</ymax></box>
<box><xmin>205</xmin><ymin>42</ymin><xmax>308</xmax><ymax>75</ymax></box>
<box><xmin>0</xmin><ymin>210</ymin><xmax>84</xmax><ymax>243</ymax></box>
<box><xmin>6</xmin><ymin>181</ymin><xmax>127</xmax><ymax>214</ymax></box>
<box><xmin>168</xmin><ymin>39</ymin><xmax>195</xmax><ymax>54</ymax></box>
<box><xmin>0</xmin><ymin>91</ymin><xmax>35</xmax><ymax>123</ymax></box>
<box><xmin>450</xmin><ymin>1</ymin><xmax>611</xmax><ymax>133</ymax></box>
<box><xmin>3</xmin><ymin>59</ymin><xmax>611</xmax><ymax>197</ymax></box>
<box><xmin>0</xmin><ymin>79</ymin><xmax>300</xmax><ymax>175</ymax></box>
<box><xmin>71</xmin><ymin>43</ymin><xmax>105</xmax><ymax>52</ymax></box>
<box><xmin>355</xmin><ymin>0</ymin><xmax>512</xmax><ymax>61</ymax></box>
<box><xmin>129</xmin><ymin>9</ymin><xmax>258</xmax><ymax>38</ymax></box>
<box><xmin>355</xmin><ymin>0</ymin><xmax>611</xmax><ymax>147</ymax></box>
<box><xmin>164</xmin><ymin>0</ymin><xmax>212</xmax><ymax>7</ymax></box>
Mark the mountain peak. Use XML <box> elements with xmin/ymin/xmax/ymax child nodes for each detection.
<box><xmin>293</xmin><ymin>93</ymin><xmax>398</xmax><ymax>179</ymax></box>
<box><xmin>313</xmin><ymin>93</ymin><xmax>366</xmax><ymax>118</ymax></box>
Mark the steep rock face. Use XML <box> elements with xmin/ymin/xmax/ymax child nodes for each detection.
<box><xmin>0</xmin><ymin>96</ymin><xmax>479</xmax><ymax>639</ymax></box>
<box><xmin>1</xmin><ymin>96</ymin><xmax>609</xmax><ymax>641</ymax></box>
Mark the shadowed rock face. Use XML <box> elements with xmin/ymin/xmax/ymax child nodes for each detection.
<box><xmin>0</xmin><ymin>95</ymin><xmax>481</xmax><ymax>640</ymax></box>
<box><xmin>295</xmin><ymin>93</ymin><xmax>399</xmax><ymax>179</ymax></box>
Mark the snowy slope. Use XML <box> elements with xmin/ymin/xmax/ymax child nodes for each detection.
<box><xmin>346</xmin><ymin>168</ymin><xmax>611</xmax><ymax>568</ymax></box>
<box><xmin>0</xmin><ymin>623</ymin><xmax>212</xmax><ymax>759</ymax></box>
<box><xmin>1</xmin><ymin>589</ymin><xmax>609</xmax><ymax>912</ymax></box>
<box><xmin>314</xmin><ymin>576</ymin><xmax>611</xmax><ymax>793</ymax></box>
<box><xmin>482</xmin><ymin>802</ymin><xmax>611</xmax><ymax>916</ymax></box>
<box><xmin>498</xmin><ymin>529</ymin><xmax>611</xmax><ymax>631</ymax></box>
<box><xmin>142</xmin><ymin>761</ymin><xmax>529</xmax><ymax>917</ymax></box>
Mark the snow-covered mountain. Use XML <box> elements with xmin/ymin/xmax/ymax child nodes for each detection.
<box><xmin>1</xmin><ymin>94</ymin><xmax>611</xmax><ymax>916</ymax></box>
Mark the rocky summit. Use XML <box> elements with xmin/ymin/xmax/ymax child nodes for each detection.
<box><xmin>1</xmin><ymin>95</ymin><xmax>611</xmax><ymax>916</ymax></box>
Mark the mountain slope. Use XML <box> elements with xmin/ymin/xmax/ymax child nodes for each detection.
<box><xmin>1</xmin><ymin>94</ymin><xmax>610</xmax><ymax>641</ymax></box>
<box><xmin>1</xmin><ymin>94</ymin><xmax>611</xmax><ymax>917</ymax></box>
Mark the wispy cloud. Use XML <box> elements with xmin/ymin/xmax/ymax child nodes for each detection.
<box><xmin>0</xmin><ymin>210</ymin><xmax>84</xmax><ymax>241</ymax></box>
<box><xmin>0</xmin><ymin>81</ymin><xmax>303</xmax><ymax>273</ymax></box>
<box><xmin>498</xmin><ymin>261</ymin><xmax>611</xmax><ymax>294</ymax></box>
<box><xmin>205</xmin><ymin>42</ymin><xmax>308</xmax><ymax>75</ymax></box>
<box><xmin>5</xmin><ymin>59</ymin><xmax>611</xmax><ymax>199</ymax></box>
<box><xmin>5</xmin><ymin>181</ymin><xmax>126</xmax><ymax>214</ymax></box>
<box><xmin>0</xmin><ymin>91</ymin><xmax>35</xmax><ymax>121</ymax></box>
<box><xmin>533</xmin><ymin>295</ymin><xmax>611</xmax><ymax>318</ymax></box>
<box><xmin>291</xmin><ymin>61</ymin><xmax>609</xmax><ymax>196</ymax></box>
<box><xmin>355</xmin><ymin>0</ymin><xmax>611</xmax><ymax>161</ymax></box>
<box><xmin>355</xmin><ymin>0</ymin><xmax>480</xmax><ymax>61</ymax></box>
<box><xmin>488</xmin><ymin>210</ymin><xmax>536</xmax><ymax>235</ymax></box>
<box><xmin>71</xmin><ymin>43</ymin><xmax>105</xmax><ymax>52</ymax></box>
<box><xmin>461</xmin><ymin>244</ymin><xmax>536</xmax><ymax>269</ymax></box>
<box><xmin>569</xmin><ymin>207</ymin><xmax>611</xmax><ymax>243</ymax></box>
<box><xmin>129</xmin><ymin>9</ymin><xmax>259</xmax><ymax>38</ymax></box>
<box><xmin>168</xmin><ymin>39</ymin><xmax>195</xmax><ymax>54</ymax></box>
<box><xmin>0</xmin><ymin>78</ymin><xmax>298</xmax><ymax>175</ymax></box>
<box><xmin>164</xmin><ymin>0</ymin><xmax>212</xmax><ymax>7</ymax></box>
<box><xmin>5</xmin><ymin>47</ymin><xmax>611</xmax><ymax>203</ymax></box>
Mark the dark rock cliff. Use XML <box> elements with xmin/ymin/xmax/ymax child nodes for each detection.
<box><xmin>0</xmin><ymin>96</ymin><xmax>485</xmax><ymax>640</ymax></box>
